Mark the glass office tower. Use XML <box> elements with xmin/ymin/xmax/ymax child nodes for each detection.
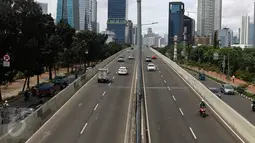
<box><xmin>56</xmin><ymin>0</ymin><xmax>79</xmax><ymax>30</ymax></box>
<box><xmin>168</xmin><ymin>2</ymin><xmax>185</xmax><ymax>45</ymax></box>
<box><xmin>107</xmin><ymin>0</ymin><xmax>127</xmax><ymax>43</ymax></box>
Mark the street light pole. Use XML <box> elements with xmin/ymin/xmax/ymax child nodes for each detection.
<box><xmin>137</xmin><ymin>0</ymin><xmax>142</xmax><ymax>142</ymax></box>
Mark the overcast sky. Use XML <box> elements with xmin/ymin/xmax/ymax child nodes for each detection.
<box><xmin>37</xmin><ymin>0</ymin><xmax>255</xmax><ymax>36</ymax></box>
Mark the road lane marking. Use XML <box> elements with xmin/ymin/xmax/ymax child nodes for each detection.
<box><xmin>108</xmin><ymin>83</ymin><xmax>111</xmax><ymax>86</ymax></box>
<box><xmin>164</xmin><ymin>80</ymin><xmax>166</xmax><ymax>83</ymax></box>
<box><xmin>179</xmin><ymin>108</ymin><xmax>184</xmax><ymax>115</ymax></box>
<box><xmin>172</xmin><ymin>95</ymin><xmax>176</xmax><ymax>101</ymax></box>
<box><xmin>80</xmin><ymin>123</ymin><xmax>88</xmax><ymax>134</ymax></box>
<box><xmin>159</xmin><ymin>71</ymin><xmax>161</xmax><ymax>73</ymax></box>
<box><xmin>94</xmin><ymin>104</ymin><xmax>99</xmax><ymax>111</ymax></box>
<box><xmin>112</xmin><ymin>76</ymin><xmax>115</xmax><ymax>79</ymax></box>
<box><xmin>167</xmin><ymin>86</ymin><xmax>170</xmax><ymax>90</ymax></box>
<box><xmin>161</xmin><ymin>75</ymin><xmax>163</xmax><ymax>78</ymax></box>
<box><xmin>189</xmin><ymin>127</ymin><xmax>197</xmax><ymax>139</ymax></box>
<box><xmin>78</xmin><ymin>103</ymin><xmax>82</xmax><ymax>108</ymax></box>
<box><xmin>102</xmin><ymin>91</ymin><xmax>106</xmax><ymax>96</ymax></box>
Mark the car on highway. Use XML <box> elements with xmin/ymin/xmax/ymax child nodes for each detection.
<box><xmin>147</xmin><ymin>63</ymin><xmax>156</xmax><ymax>71</ymax></box>
<box><xmin>220</xmin><ymin>84</ymin><xmax>235</xmax><ymax>95</ymax></box>
<box><xmin>151</xmin><ymin>55</ymin><xmax>157</xmax><ymax>59</ymax></box>
<box><xmin>97</xmin><ymin>68</ymin><xmax>110</xmax><ymax>83</ymax></box>
<box><xmin>128</xmin><ymin>55</ymin><xmax>134</xmax><ymax>60</ymax></box>
<box><xmin>118</xmin><ymin>56</ymin><xmax>125</xmax><ymax>62</ymax></box>
<box><xmin>145</xmin><ymin>56</ymin><xmax>152</xmax><ymax>62</ymax></box>
<box><xmin>118</xmin><ymin>66</ymin><xmax>128</xmax><ymax>75</ymax></box>
<box><xmin>209</xmin><ymin>87</ymin><xmax>221</xmax><ymax>98</ymax></box>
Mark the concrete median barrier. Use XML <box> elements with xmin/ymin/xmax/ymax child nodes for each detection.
<box><xmin>150</xmin><ymin>48</ymin><xmax>255</xmax><ymax>143</ymax></box>
<box><xmin>0</xmin><ymin>49</ymin><xmax>126</xmax><ymax>143</ymax></box>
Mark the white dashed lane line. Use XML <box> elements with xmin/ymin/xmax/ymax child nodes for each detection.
<box><xmin>167</xmin><ymin>86</ymin><xmax>170</xmax><ymax>90</ymax></box>
<box><xmin>164</xmin><ymin>80</ymin><xmax>166</xmax><ymax>83</ymax></box>
<box><xmin>94</xmin><ymin>104</ymin><xmax>99</xmax><ymax>111</ymax></box>
<box><xmin>179</xmin><ymin>108</ymin><xmax>184</xmax><ymax>115</ymax></box>
<box><xmin>102</xmin><ymin>91</ymin><xmax>106</xmax><ymax>96</ymax></box>
<box><xmin>189</xmin><ymin>127</ymin><xmax>197</xmax><ymax>139</ymax></box>
<box><xmin>161</xmin><ymin>75</ymin><xmax>163</xmax><ymax>78</ymax></box>
<box><xmin>112</xmin><ymin>76</ymin><xmax>115</xmax><ymax>79</ymax></box>
<box><xmin>80</xmin><ymin>123</ymin><xmax>88</xmax><ymax>134</ymax></box>
<box><xmin>108</xmin><ymin>83</ymin><xmax>111</xmax><ymax>86</ymax></box>
<box><xmin>172</xmin><ymin>95</ymin><xmax>176</xmax><ymax>101</ymax></box>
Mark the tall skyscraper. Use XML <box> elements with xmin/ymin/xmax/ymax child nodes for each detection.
<box><xmin>85</xmin><ymin>0</ymin><xmax>92</xmax><ymax>30</ymax></box>
<box><xmin>184</xmin><ymin>15</ymin><xmax>195</xmax><ymax>45</ymax></box>
<box><xmin>97</xmin><ymin>22</ymin><xmax>100</xmax><ymax>33</ymax></box>
<box><xmin>240</xmin><ymin>15</ymin><xmax>250</xmax><ymax>45</ymax></box>
<box><xmin>92</xmin><ymin>0</ymin><xmax>97</xmax><ymax>32</ymax></box>
<box><xmin>197</xmin><ymin>0</ymin><xmax>215</xmax><ymax>37</ymax></box>
<box><xmin>248</xmin><ymin>23</ymin><xmax>254</xmax><ymax>45</ymax></box>
<box><xmin>126</xmin><ymin>20</ymin><xmax>133</xmax><ymax>44</ymax></box>
<box><xmin>218</xmin><ymin>28</ymin><xmax>233</xmax><ymax>48</ymax></box>
<box><xmin>107</xmin><ymin>0</ymin><xmax>128</xmax><ymax>43</ymax></box>
<box><xmin>79</xmin><ymin>0</ymin><xmax>86</xmax><ymax>30</ymax></box>
<box><xmin>37</xmin><ymin>2</ymin><xmax>48</xmax><ymax>14</ymax></box>
<box><xmin>133</xmin><ymin>25</ymin><xmax>138</xmax><ymax>45</ymax></box>
<box><xmin>214</xmin><ymin>0</ymin><xmax>222</xmax><ymax>31</ymax></box>
<box><xmin>168</xmin><ymin>2</ymin><xmax>185</xmax><ymax>45</ymax></box>
<box><xmin>56</xmin><ymin>0</ymin><xmax>80</xmax><ymax>30</ymax></box>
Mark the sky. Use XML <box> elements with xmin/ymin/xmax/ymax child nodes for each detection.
<box><xmin>37</xmin><ymin>0</ymin><xmax>255</xmax><ymax>36</ymax></box>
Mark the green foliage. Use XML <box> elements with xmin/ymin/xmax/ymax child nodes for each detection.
<box><xmin>0</xmin><ymin>0</ymin><xmax>125</xmax><ymax>84</ymax></box>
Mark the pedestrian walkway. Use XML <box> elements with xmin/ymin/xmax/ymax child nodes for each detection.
<box><xmin>183</xmin><ymin>65</ymin><xmax>255</xmax><ymax>94</ymax></box>
<box><xmin>0</xmin><ymin>68</ymin><xmax>67</xmax><ymax>102</ymax></box>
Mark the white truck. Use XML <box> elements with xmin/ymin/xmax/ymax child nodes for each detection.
<box><xmin>97</xmin><ymin>68</ymin><xmax>110</xmax><ymax>83</ymax></box>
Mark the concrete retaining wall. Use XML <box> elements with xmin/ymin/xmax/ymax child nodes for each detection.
<box><xmin>0</xmin><ymin>49</ymin><xmax>126</xmax><ymax>143</ymax></box>
<box><xmin>151</xmin><ymin>48</ymin><xmax>255</xmax><ymax>143</ymax></box>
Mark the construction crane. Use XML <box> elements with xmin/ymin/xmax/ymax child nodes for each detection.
<box><xmin>186</xmin><ymin>10</ymin><xmax>195</xmax><ymax>16</ymax></box>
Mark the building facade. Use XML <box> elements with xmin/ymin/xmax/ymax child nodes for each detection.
<box><xmin>197</xmin><ymin>0</ymin><xmax>215</xmax><ymax>37</ymax></box>
<box><xmin>248</xmin><ymin>23</ymin><xmax>254</xmax><ymax>45</ymax></box>
<box><xmin>37</xmin><ymin>2</ymin><xmax>48</xmax><ymax>14</ymax></box>
<box><xmin>218</xmin><ymin>28</ymin><xmax>233</xmax><ymax>48</ymax></box>
<box><xmin>101</xmin><ymin>30</ymin><xmax>116</xmax><ymax>43</ymax></box>
<box><xmin>240</xmin><ymin>15</ymin><xmax>250</xmax><ymax>45</ymax></box>
<box><xmin>56</xmin><ymin>0</ymin><xmax>80</xmax><ymax>30</ymax></box>
<box><xmin>84</xmin><ymin>0</ymin><xmax>92</xmax><ymax>31</ymax></box>
<box><xmin>214</xmin><ymin>0</ymin><xmax>222</xmax><ymax>31</ymax></box>
<box><xmin>126</xmin><ymin>20</ymin><xmax>133</xmax><ymax>44</ymax></box>
<box><xmin>107</xmin><ymin>0</ymin><xmax>128</xmax><ymax>43</ymax></box>
<box><xmin>92</xmin><ymin>0</ymin><xmax>97</xmax><ymax>32</ymax></box>
<box><xmin>79</xmin><ymin>0</ymin><xmax>86</xmax><ymax>30</ymax></box>
<box><xmin>168</xmin><ymin>2</ymin><xmax>185</xmax><ymax>45</ymax></box>
<box><xmin>133</xmin><ymin>25</ymin><xmax>138</xmax><ymax>45</ymax></box>
<box><xmin>184</xmin><ymin>15</ymin><xmax>195</xmax><ymax>45</ymax></box>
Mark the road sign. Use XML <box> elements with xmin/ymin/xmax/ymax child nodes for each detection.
<box><xmin>3</xmin><ymin>54</ymin><xmax>10</xmax><ymax>62</ymax></box>
<box><xmin>3</xmin><ymin>61</ymin><xmax>10</xmax><ymax>67</ymax></box>
<box><xmin>213</xmin><ymin>52</ymin><xmax>219</xmax><ymax>60</ymax></box>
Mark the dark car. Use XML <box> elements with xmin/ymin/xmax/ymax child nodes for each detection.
<box><xmin>35</xmin><ymin>82</ymin><xmax>57</xmax><ymax>97</ymax></box>
<box><xmin>209</xmin><ymin>87</ymin><xmax>221</xmax><ymax>98</ymax></box>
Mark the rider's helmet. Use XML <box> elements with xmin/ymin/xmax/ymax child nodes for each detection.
<box><xmin>201</xmin><ymin>99</ymin><xmax>205</xmax><ymax>102</ymax></box>
<box><xmin>5</xmin><ymin>100</ymin><xmax>8</xmax><ymax>103</ymax></box>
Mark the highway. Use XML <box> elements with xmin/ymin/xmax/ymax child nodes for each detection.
<box><xmin>185</xmin><ymin>68</ymin><xmax>255</xmax><ymax>125</ymax></box>
<box><xmin>142</xmin><ymin>48</ymin><xmax>241</xmax><ymax>143</ymax></box>
<box><xmin>26</xmin><ymin>50</ymin><xmax>136</xmax><ymax>143</ymax></box>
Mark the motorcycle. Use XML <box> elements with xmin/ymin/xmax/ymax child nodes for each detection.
<box><xmin>252</xmin><ymin>104</ymin><xmax>255</xmax><ymax>112</ymax></box>
<box><xmin>199</xmin><ymin>107</ymin><xmax>206</xmax><ymax>118</ymax></box>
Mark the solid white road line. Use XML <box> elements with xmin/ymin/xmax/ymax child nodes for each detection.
<box><xmin>179</xmin><ymin>108</ymin><xmax>184</xmax><ymax>115</ymax></box>
<box><xmin>80</xmin><ymin>123</ymin><xmax>88</xmax><ymax>134</ymax></box>
<box><xmin>189</xmin><ymin>127</ymin><xmax>197</xmax><ymax>139</ymax></box>
<box><xmin>172</xmin><ymin>95</ymin><xmax>176</xmax><ymax>101</ymax></box>
<box><xmin>102</xmin><ymin>91</ymin><xmax>106</xmax><ymax>96</ymax></box>
<box><xmin>94</xmin><ymin>104</ymin><xmax>99</xmax><ymax>111</ymax></box>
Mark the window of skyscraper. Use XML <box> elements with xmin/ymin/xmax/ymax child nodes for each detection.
<box><xmin>170</xmin><ymin>4</ymin><xmax>180</xmax><ymax>13</ymax></box>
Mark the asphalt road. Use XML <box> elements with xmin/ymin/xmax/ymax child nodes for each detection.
<box><xmin>143</xmin><ymin>48</ymin><xmax>241</xmax><ymax>143</ymax></box>
<box><xmin>185</xmin><ymin>68</ymin><xmax>255</xmax><ymax>125</ymax></box>
<box><xmin>26</xmin><ymin>49</ymin><xmax>136</xmax><ymax>143</ymax></box>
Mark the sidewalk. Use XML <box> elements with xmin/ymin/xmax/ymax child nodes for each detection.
<box><xmin>183</xmin><ymin>65</ymin><xmax>255</xmax><ymax>94</ymax></box>
<box><xmin>0</xmin><ymin>68</ymin><xmax>67</xmax><ymax>101</ymax></box>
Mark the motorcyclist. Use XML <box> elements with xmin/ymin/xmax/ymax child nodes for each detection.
<box><xmin>199</xmin><ymin>99</ymin><xmax>206</xmax><ymax>108</ymax></box>
<box><xmin>15</xmin><ymin>106</ymin><xmax>20</xmax><ymax>115</ymax></box>
<box><xmin>251</xmin><ymin>100</ymin><xmax>255</xmax><ymax>110</ymax></box>
<box><xmin>3</xmin><ymin>100</ymin><xmax>9</xmax><ymax>109</ymax></box>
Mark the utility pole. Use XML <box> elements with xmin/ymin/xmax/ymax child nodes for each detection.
<box><xmin>227</xmin><ymin>52</ymin><xmax>230</xmax><ymax>77</ymax></box>
<box><xmin>137</xmin><ymin>0</ymin><xmax>142</xmax><ymax>142</ymax></box>
<box><xmin>173</xmin><ymin>35</ymin><xmax>178</xmax><ymax>61</ymax></box>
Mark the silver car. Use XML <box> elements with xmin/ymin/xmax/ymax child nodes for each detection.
<box><xmin>220</xmin><ymin>84</ymin><xmax>235</xmax><ymax>95</ymax></box>
<box><xmin>209</xmin><ymin>87</ymin><xmax>221</xmax><ymax>98</ymax></box>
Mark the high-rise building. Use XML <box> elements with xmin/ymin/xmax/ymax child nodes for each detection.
<box><xmin>164</xmin><ymin>34</ymin><xmax>168</xmax><ymax>45</ymax></box>
<box><xmin>184</xmin><ymin>15</ymin><xmax>195</xmax><ymax>45</ymax></box>
<box><xmin>97</xmin><ymin>22</ymin><xmax>100</xmax><ymax>33</ymax></box>
<box><xmin>56</xmin><ymin>0</ymin><xmax>80</xmax><ymax>30</ymax></box>
<box><xmin>214</xmin><ymin>0</ymin><xmax>222</xmax><ymax>31</ymax></box>
<box><xmin>85</xmin><ymin>0</ymin><xmax>92</xmax><ymax>30</ymax></box>
<box><xmin>197</xmin><ymin>0</ymin><xmax>215</xmax><ymax>37</ymax></box>
<box><xmin>240</xmin><ymin>15</ymin><xmax>250</xmax><ymax>45</ymax></box>
<box><xmin>168</xmin><ymin>2</ymin><xmax>185</xmax><ymax>45</ymax></box>
<box><xmin>37</xmin><ymin>2</ymin><xmax>48</xmax><ymax>14</ymax></box>
<box><xmin>92</xmin><ymin>0</ymin><xmax>97</xmax><ymax>32</ymax></box>
<box><xmin>218</xmin><ymin>28</ymin><xmax>233</xmax><ymax>48</ymax></box>
<box><xmin>79</xmin><ymin>0</ymin><xmax>86</xmax><ymax>30</ymax></box>
<box><xmin>107</xmin><ymin>0</ymin><xmax>128</xmax><ymax>43</ymax></box>
<box><xmin>248</xmin><ymin>23</ymin><xmax>254</xmax><ymax>45</ymax></box>
<box><xmin>126</xmin><ymin>20</ymin><xmax>133</xmax><ymax>44</ymax></box>
<box><xmin>133</xmin><ymin>25</ymin><xmax>138</xmax><ymax>45</ymax></box>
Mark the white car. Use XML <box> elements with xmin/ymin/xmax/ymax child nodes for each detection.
<box><xmin>118</xmin><ymin>66</ymin><xmax>128</xmax><ymax>75</ymax></box>
<box><xmin>147</xmin><ymin>63</ymin><xmax>156</xmax><ymax>71</ymax></box>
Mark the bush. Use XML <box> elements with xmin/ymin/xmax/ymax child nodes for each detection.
<box><xmin>235</xmin><ymin>84</ymin><xmax>248</xmax><ymax>94</ymax></box>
